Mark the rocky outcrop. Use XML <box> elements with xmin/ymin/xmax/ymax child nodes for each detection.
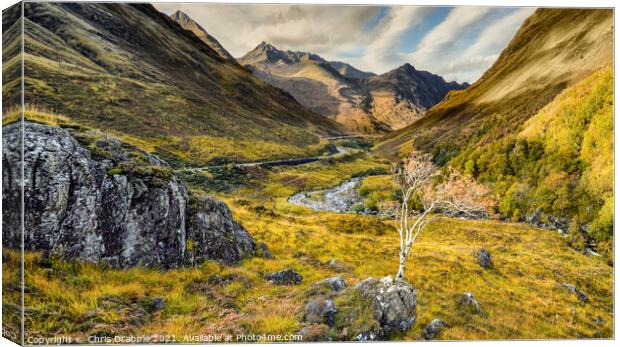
<box><xmin>561</xmin><ymin>283</ymin><xmax>589</xmax><ymax>303</ymax></box>
<box><xmin>2</xmin><ymin>122</ymin><xmax>255</xmax><ymax>268</ymax></box>
<box><xmin>300</xmin><ymin>276</ymin><xmax>416</xmax><ymax>341</ymax></box>
<box><xmin>456</xmin><ymin>292</ymin><xmax>484</xmax><ymax>315</ymax></box>
<box><xmin>266</xmin><ymin>269</ymin><xmax>303</xmax><ymax>285</ymax></box>
<box><xmin>353</xmin><ymin>276</ymin><xmax>417</xmax><ymax>337</ymax></box>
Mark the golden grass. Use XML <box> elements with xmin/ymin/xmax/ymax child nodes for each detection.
<box><xmin>10</xmin><ymin>176</ymin><xmax>613</xmax><ymax>340</ymax></box>
<box><xmin>10</xmin><ymin>210</ymin><xmax>612</xmax><ymax>340</ymax></box>
<box><xmin>3</xmin><ymin>104</ymin><xmax>71</xmax><ymax>126</ymax></box>
<box><xmin>3</xmin><ymin>107</ymin><xmax>612</xmax><ymax>341</ymax></box>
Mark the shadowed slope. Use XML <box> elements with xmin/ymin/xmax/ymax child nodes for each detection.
<box><xmin>3</xmin><ymin>3</ymin><xmax>343</xmax><ymax>149</ymax></box>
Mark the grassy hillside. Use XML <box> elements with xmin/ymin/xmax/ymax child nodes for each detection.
<box><xmin>2</xmin><ymin>3</ymin><xmax>344</xmax><ymax>163</ymax></box>
<box><xmin>375</xmin><ymin>9</ymin><xmax>613</xmax><ymax>161</ymax></box>
<box><xmin>450</xmin><ymin>67</ymin><xmax>613</xmax><ymax>259</ymax></box>
<box><xmin>10</xmin><ymin>162</ymin><xmax>613</xmax><ymax>340</ymax></box>
<box><xmin>374</xmin><ymin>8</ymin><xmax>613</xmax><ymax>259</ymax></box>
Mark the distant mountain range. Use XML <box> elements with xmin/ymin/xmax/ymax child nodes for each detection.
<box><xmin>3</xmin><ymin>3</ymin><xmax>343</xmax><ymax>152</ymax></box>
<box><xmin>239</xmin><ymin>42</ymin><xmax>468</xmax><ymax>133</ymax></box>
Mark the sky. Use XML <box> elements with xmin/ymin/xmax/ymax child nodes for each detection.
<box><xmin>153</xmin><ymin>4</ymin><xmax>535</xmax><ymax>83</ymax></box>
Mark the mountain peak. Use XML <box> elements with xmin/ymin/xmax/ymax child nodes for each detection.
<box><xmin>241</xmin><ymin>42</ymin><xmax>324</xmax><ymax>66</ymax></box>
<box><xmin>257</xmin><ymin>41</ymin><xmax>276</xmax><ymax>50</ymax></box>
<box><xmin>402</xmin><ymin>63</ymin><xmax>416</xmax><ymax>71</ymax></box>
<box><xmin>169</xmin><ymin>9</ymin><xmax>235</xmax><ymax>61</ymax></box>
<box><xmin>170</xmin><ymin>10</ymin><xmax>191</xmax><ymax>22</ymax></box>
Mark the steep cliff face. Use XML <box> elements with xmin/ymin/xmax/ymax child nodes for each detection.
<box><xmin>2</xmin><ymin>122</ymin><xmax>255</xmax><ymax>268</ymax></box>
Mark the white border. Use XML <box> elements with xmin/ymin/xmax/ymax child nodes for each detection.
<box><xmin>0</xmin><ymin>1</ymin><xmax>616</xmax><ymax>347</ymax></box>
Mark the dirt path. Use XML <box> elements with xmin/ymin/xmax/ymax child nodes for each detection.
<box><xmin>175</xmin><ymin>146</ymin><xmax>356</xmax><ymax>172</ymax></box>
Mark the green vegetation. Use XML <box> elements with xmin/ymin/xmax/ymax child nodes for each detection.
<box><xmin>449</xmin><ymin>68</ymin><xmax>613</xmax><ymax>260</ymax></box>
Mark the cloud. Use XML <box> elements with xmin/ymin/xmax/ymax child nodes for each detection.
<box><xmin>354</xmin><ymin>6</ymin><xmax>430</xmax><ymax>73</ymax></box>
<box><xmin>409</xmin><ymin>7</ymin><xmax>534</xmax><ymax>82</ymax></box>
<box><xmin>153</xmin><ymin>3</ymin><xmax>533</xmax><ymax>82</ymax></box>
<box><xmin>154</xmin><ymin>3</ymin><xmax>381</xmax><ymax>59</ymax></box>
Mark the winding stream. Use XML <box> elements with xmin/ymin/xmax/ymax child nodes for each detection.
<box><xmin>287</xmin><ymin>177</ymin><xmax>363</xmax><ymax>213</ymax></box>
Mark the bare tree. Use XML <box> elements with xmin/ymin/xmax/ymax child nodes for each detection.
<box><xmin>381</xmin><ymin>152</ymin><xmax>492</xmax><ymax>281</ymax></box>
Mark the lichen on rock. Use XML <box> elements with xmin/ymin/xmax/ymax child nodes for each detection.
<box><xmin>2</xmin><ymin>122</ymin><xmax>255</xmax><ymax>268</ymax></box>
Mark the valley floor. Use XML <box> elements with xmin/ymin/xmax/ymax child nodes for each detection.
<box><xmin>4</xmin><ymin>149</ymin><xmax>613</xmax><ymax>342</ymax></box>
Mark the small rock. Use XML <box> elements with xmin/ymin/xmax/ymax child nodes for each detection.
<box><xmin>302</xmin><ymin>299</ymin><xmax>337</xmax><ymax>326</ymax></box>
<box><xmin>561</xmin><ymin>283</ymin><xmax>588</xmax><ymax>303</ymax></box>
<box><xmin>256</xmin><ymin>242</ymin><xmax>274</xmax><ymax>259</ymax></box>
<box><xmin>151</xmin><ymin>297</ymin><xmax>166</xmax><ymax>312</ymax></box>
<box><xmin>326</xmin><ymin>258</ymin><xmax>349</xmax><ymax>272</ymax></box>
<box><xmin>266</xmin><ymin>269</ymin><xmax>302</xmax><ymax>285</ymax></box>
<box><xmin>456</xmin><ymin>292</ymin><xmax>484</xmax><ymax>315</ymax></box>
<box><xmin>313</xmin><ymin>276</ymin><xmax>346</xmax><ymax>292</ymax></box>
<box><xmin>475</xmin><ymin>248</ymin><xmax>493</xmax><ymax>269</ymax></box>
<box><xmin>422</xmin><ymin>319</ymin><xmax>448</xmax><ymax>340</ymax></box>
<box><xmin>354</xmin><ymin>332</ymin><xmax>379</xmax><ymax>341</ymax></box>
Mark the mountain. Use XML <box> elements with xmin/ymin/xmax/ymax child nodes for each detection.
<box><xmin>169</xmin><ymin>9</ymin><xmax>235</xmax><ymax>62</ymax></box>
<box><xmin>239</xmin><ymin>42</ymin><xmax>467</xmax><ymax>133</ymax></box>
<box><xmin>362</xmin><ymin>64</ymin><xmax>470</xmax><ymax>131</ymax></box>
<box><xmin>376</xmin><ymin>9</ymin><xmax>613</xmax><ymax>160</ymax></box>
<box><xmin>327</xmin><ymin>61</ymin><xmax>375</xmax><ymax>79</ymax></box>
<box><xmin>3</xmin><ymin>3</ymin><xmax>343</xmax><ymax>163</ymax></box>
<box><xmin>375</xmin><ymin>8</ymin><xmax>613</xmax><ymax>260</ymax></box>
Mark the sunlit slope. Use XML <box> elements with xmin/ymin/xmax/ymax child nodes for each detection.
<box><xmin>3</xmin><ymin>3</ymin><xmax>343</xmax><ymax>149</ymax></box>
<box><xmin>376</xmin><ymin>8</ymin><xmax>613</xmax><ymax>161</ymax></box>
<box><xmin>240</xmin><ymin>42</ymin><xmax>467</xmax><ymax>134</ymax></box>
<box><xmin>448</xmin><ymin>67</ymin><xmax>613</xmax><ymax>258</ymax></box>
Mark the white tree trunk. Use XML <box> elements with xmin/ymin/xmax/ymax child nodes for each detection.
<box><xmin>396</xmin><ymin>249</ymin><xmax>407</xmax><ymax>281</ymax></box>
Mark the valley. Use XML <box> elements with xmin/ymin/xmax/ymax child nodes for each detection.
<box><xmin>1</xmin><ymin>2</ymin><xmax>614</xmax><ymax>344</ymax></box>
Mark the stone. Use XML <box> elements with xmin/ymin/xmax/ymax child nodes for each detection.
<box><xmin>332</xmin><ymin>276</ymin><xmax>416</xmax><ymax>340</ymax></box>
<box><xmin>422</xmin><ymin>319</ymin><xmax>448</xmax><ymax>340</ymax></box>
<box><xmin>256</xmin><ymin>242</ymin><xmax>274</xmax><ymax>259</ymax></box>
<box><xmin>2</xmin><ymin>122</ymin><xmax>256</xmax><ymax>268</ymax></box>
<box><xmin>151</xmin><ymin>297</ymin><xmax>166</xmax><ymax>312</ymax></box>
<box><xmin>313</xmin><ymin>276</ymin><xmax>346</xmax><ymax>292</ymax></box>
<box><xmin>475</xmin><ymin>248</ymin><xmax>493</xmax><ymax>269</ymax></box>
<box><xmin>456</xmin><ymin>292</ymin><xmax>484</xmax><ymax>315</ymax></box>
<box><xmin>266</xmin><ymin>269</ymin><xmax>302</xmax><ymax>285</ymax></box>
<box><xmin>326</xmin><ymin>258</ymin><xmax>351</xmax><ymax>273</ymax></box>
<box><xmin>302</xmin><ymin>299</ymin><xmax>337</xmax><ymax>326</ymax></box>
<box><xmin>561</xmin><ymin>283</ymin><xmax>589</xmax><ymax>303</ymax></box>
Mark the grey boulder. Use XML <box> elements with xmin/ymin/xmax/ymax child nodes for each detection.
<box><xmin>266</xmin><ymin>269</ymin><xmax>303</xmax><ymax>285</ymax></box>
<box><xmin>456</xmin><ymin>292</ymin><xmax>484</xmax><ymax>315</ymax></box>
<box><xmin>475</xmin><ymin>248</ymin><xmax>493</xmax><ymax>269</ymax></box>
<box><xmin>2</xmin><ymin>122</ymin><xmax>255</xmax><ymax>268</ymax></box>
<box><xmin>422</xmin><ymin>319</ymin><xmax>448</xmax><ymax>340</ymax></box>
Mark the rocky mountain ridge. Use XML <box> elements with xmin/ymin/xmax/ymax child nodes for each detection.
<box><xmin>170</xmin><ymin>9</ymin><xmax>235</xmax><ymax>62</ymax></box>
<box><xmin>239</xmin><ymin>41</ymin><xmax>468</xmax><ymax>133</ymax></box>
